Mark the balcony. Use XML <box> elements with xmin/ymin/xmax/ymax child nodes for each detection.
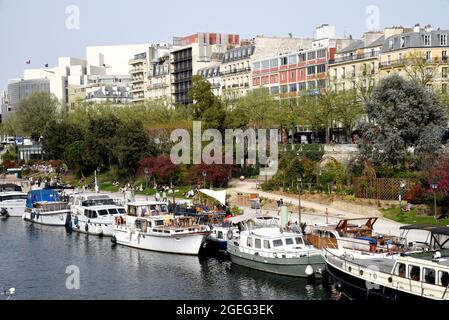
<box><xmin>330</xmin><ymin>52</ymin><xmax>379</xmax><ymax>65</ymax></box>
<box><xmin>220</xmin><ymin>67</ymin><xmax>251</xmax><ymax>76</ymax></box>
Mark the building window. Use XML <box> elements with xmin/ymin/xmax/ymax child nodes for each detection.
<box><xmin>317</xmin><ymin>64</ymin><xmax>326</xmax><ymax>73</ymax></box>
<box><xmin>298</xmin><ymin>53</ymin><xmax>306</xmax><ymax>62</ymax></box>
<box><xmin>333</xmin><ymin>68</ymin><xmax>337</xmax><ymax>79</ymax></box>
<box><xmin>270</xmin><ymin>86</ymin><xmax>280</xmax><ymax>94</ymax></box>
<box><xmin>280</xmin><ymin>85</ymin><xmax>288</xmax><ymax>93</ymax></box>
<box><xmin>252</xmin><ymin>62</ymin><xmax>260</xmax><ymax>70</ymax></box>
<box><xmin>424</xmin><ymin>34</ymin><xmax>431</xmax><ymax>46</ymax></box>
<box><xmin>317</xmin><ymin>49</ymin><xmax>326</xmax><ymax>59</ymax></box>
<box><xmin>443</xmin><ymin>51</ymin><xmax>448</xmax><ymax>62</ymax></box>
<box><xmin>307</xmin><ymin>66</ymin><xmax>316</xmax><ymax>75</ymax></box>
<box><xmin>298</xmin><ymin>82</ymin><xmax>307</xmax><ymax>91</ymax></box>
<box><xmin>290</xmin><ymin>71</ymin><xmax>295</xmax><ymax>80</ymax></box>
<box><xmin>443</xmin><ymin>83</ymin><xmax>448</xmax><ymax>93</ymax></box>
<box><xmin>270</xmin><ymin>59</ymin><xmax>279</xmax><ymax>68</ymax></box>
<box><xmin>289</xmin><ymin>84</ymin><xmax>297</xmax><ymax>92</ymax></box>
<box><xmin>388</xmin><ymin>39</ymin><xmax>394</xmax><ymax>50</ymax></box>
<box><xmin>307</xmin><ymin>51</ymin><xmax>316</xmax><ymax>60</ymax></box>
<box><xmin>400</xmin><ymin>36</ymin><xmax>406</xmax><ymax>48</ymax></box>
<box><xmin>280</xmin><ymin>57</ymin><xmax>288</xmax><ymax>66</ymax></box>
<box><xmin>261</xmin><ymin>60</ymin><xmax>270</xmax><ymax>69</ymax></box>
<box><xmin>288</xmin><ymin>55</ymin><xmax>298</xmax><ymax>64</ymax></box>
<box><xmin>440</xmin><ymin>34</ymin><xmax>448</xmax><ymax>46</ymax></box>
<box><xmin>387</xmin><ymin>55</ymin><xmax>391</xmax><ymax>65</ymax></box>
<box><xmin>307</xmin><ymin>81</ymin><xmax>316</xmax><ymax>90</ymax></box>
<box><xmin>341</xmin><ymin>67</ymin><xmax>346</xmax><ymax>79</ymax></box>
<box><xmin>442</xmin><ymin>67</ymin><xmax>448</xmax><ymax>78</ymax></box>
<box><xmin>426</xmin><ymin>51</ymin><xmax>432</xmax><ymax>62</ymax></box>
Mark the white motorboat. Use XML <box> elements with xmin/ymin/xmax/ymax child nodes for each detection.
<box><xmin>69</xmin><ymin>193</ymin><xmax>126</xmax><ymax>236</ymax></box>
<box><xmin>112</xmin><ymin>201</ymin><xmax>209</xmax><ymax>255</ymax></box>
<box><xmin>22</xmin><ymin>189</ymin><xmax>71</xmax><ymax>226</ymax></box>
<box><xmin>0</xmin><ymin>192</ymin><xmax>27</xmax><ymax>218</ymax></box>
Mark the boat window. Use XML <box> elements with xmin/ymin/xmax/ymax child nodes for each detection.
<box><xmin>273</xmin><ymin>239</ymin><xmax>283</xmax><ymax>247</ymax></box>
<box><xmin>424</xmin><ymin>268</ymin><xmax>436</xmax><ymax>284</ymax></box>
<box><xmin>409</xmin><ymin>265</ymin><xmax>421</xmax><ymax>281</ymax></box>
<box><xmin>285</xmin><ymin>238</ymin><xmax>294</xmax><ymax>245</ymax></box>
<box><xmin>218</xmin><ymin>231</ymin><xmax>223</xmax><ymax>239</ymax></box>
<box><xmin>439</xmin><ymin>271</ymin><xmax>449</xmax><ymax>287</ymax></box>
<box><xmin>255</xmin><ymin>238</ymin><xmax>262</xmax><ymax>249</ymax></box>
<box><xmin>155</xmin><ymin>220</ymin><xmax>164</xmax><ymax>226</ymax></box>
<box><xmin>394</xmin><ymin>263</ymin><xmax>406</xmax><ymax>278</ymax></box>
<box><xmin>117</xmin><ymin>208</ymin><xmax>126</xmax><ymax>214</ymax></box>
<box><xmin>161</xmin><ymin>204</ymin><xmax>168</xmax><ymax>212</ymax></box>
<box><xmin>295</xmin><ymin>237</ymin><xmax>304</xmax><ymax>245</ymax></box>
<box><xmin>247</xmin><ymin>237</ymin><xmax>253</xmax><ymax>248</ymax></box>
<box><xmin>98</xmin><ymin>210</ymin><xmax>109</xmax><ymax>216</ymax></box>
<box><xmin>1</xmin><ymin>195</ymin><xmax>27</xmax><ymax>201</ymax></box>
<box><xmin>108</xmin><ymin>208</ymin><xmax>118</xmax><ymax>215</ymax></box>
<box><xmin>263</xmin><ymin>240</ymin><xmax>271</xmax><ymax>249</ymax></box>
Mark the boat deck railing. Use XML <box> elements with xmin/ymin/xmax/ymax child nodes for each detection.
<box><xmin>231</xmin><ymin>242</ymin><xmax>322</xmax><ymax>259</ymax></box>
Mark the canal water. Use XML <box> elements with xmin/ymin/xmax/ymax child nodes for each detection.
<box><xmin>0</xmin><ymin>219</ymin><xmax>339</xmax><ymax>300</ymax></box>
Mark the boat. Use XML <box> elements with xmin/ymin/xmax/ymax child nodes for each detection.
<box><xmin>306</xmin><ymin>217</ymin><xmax>402</xmax><ymax>259</ymax></box>
<box><xmin>22</xmin><ymin>189</ymin><xmax>71</xmax><ymax>226</ymax></box>
<box><xmin>227</xmin><ymin>226</ymin><xmax>326</xmax><ymax>278</ymax></box>
<box><xmin>112</xmin><ymin>201</ymin><xmax>209</xmax><ymax>255</ymax></box>
<box><xmin>69</xmin><ymin>193</ymin><xmax>126</xmax><ymax>236</ymax></box>
<box><xmin>324</xmin><ymin>225</ymin><xmax>449</xmax><ymax>300</ymax></box>
<box><xmin>0</xmin><ymin>191</ymin><xmax>28</xmax><ymax>218</ymax></box>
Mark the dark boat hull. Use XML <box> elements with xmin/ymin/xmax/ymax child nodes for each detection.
<box><xmin>326</xmin><ymin>263</ymin><xmax>430</xmax><ymax>301</ymax></box>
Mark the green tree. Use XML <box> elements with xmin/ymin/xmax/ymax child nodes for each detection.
<box><xmin>359</xmin><ymin>75</ymin><xmax>448</xmax><ymax>168</ymax></box>
<box><xmin>189</xmin><ymin>75</ymin><xmax>225</xmax><ymax>130</ymax></box>
<box><xmin>334</xmin><ymin>90</ymin><xmax>364</xmax><ymax>143</ymax></box>
<box><xmin>64</xmin><ymin>141</ymin><xmax>88</xmax><ymax>177</ymax></box>
<box><xmin>42</xmin><ymin>119</ymin><xmax>84</xmax><ymax>160</ymax></box>
<box><xmin>12</xmin><ymin>92</ymin><xmax>60</xmax><ymax>140</ymax></box>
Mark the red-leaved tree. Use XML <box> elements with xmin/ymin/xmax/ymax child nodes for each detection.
<box><xmin>138</xmin><ymin>155</ymin><xmax>179</xmax><ymax>185</ymax></box>
<box><xmin>189</xmin><ymin>164</ymin><xmax>235</xmax><ymax>188</ymax></box>
<box><xmin>427</xmin><ymin>155</ymin><xmax>449</xmax><ymax>196</ymax></box>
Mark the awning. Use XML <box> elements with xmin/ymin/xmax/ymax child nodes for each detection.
<box><xmin>226</xmin><ymin>212</ymin><xmax>264</xmax><ymax>224</ymax></box>
<box><xmin>198</xmin><ymin>189</ymin><xmax>227</xmax><ymax>206</ymax></box>
<box><xmin>400</xmin><ymin>225</ymin><xmax>449</xmax><ymax>236</ymax></box>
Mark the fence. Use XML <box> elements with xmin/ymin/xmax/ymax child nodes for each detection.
<box><xmin>353</xmin><ymin>178</ymin><xmax>415</xmax><ymax>200</ymax></box>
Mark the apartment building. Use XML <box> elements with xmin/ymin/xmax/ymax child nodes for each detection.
<box><xmin>197</xmin><ymin>64</ymin><xmax>221</xmax><ymax>97</ymax></box>
<box><xmin>129</xmin><ymin>52</ymin><xmax>148</xmax><ymax>103</ymax></box>
<box><xmin>329</xmin><ymin>31</ymin><xmax>386</xmax><ymax>92</ymax></box>
<box><xmin>171</xmin><ymin>32</ymin><xmax>239</xmax><ymax>105</ymax></box>
<box><xmin>83</xmin><ymin>75</ymin><xmax>132</xmax><ymax>104</ymax></box>
<box><xmin>379</xmin><ymin>24</ymin><xmax>449</xmax><ymax>93</ymax></box>
<box><xmin>251</xmin><ymin>25</ymin><xmax>355</xmax><ymax>100</ymax></box>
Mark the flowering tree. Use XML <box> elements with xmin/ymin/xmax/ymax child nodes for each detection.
<box><xmin>427</xmin><ymin>156</ymin><xmax>449</xmax><ymax>196</ymax></box>
<box><xmin>188</xmin><ymin>164</ymin><xmax>235</xmax><ymax>188</ymax></box>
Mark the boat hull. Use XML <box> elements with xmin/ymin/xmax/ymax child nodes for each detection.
<box><xmin>0</xmin><ymin>203</ymin><xmax>26</xmax><ymax>217</ymax></box>
<box><xmin>113</xmin><ymin>228</ymin><xmax>207</xmax><ymax>255</ymax></box>
<box><xmin>70</xmin><ymin>216</ymin><xmax>114</xmax><ymax>236</ymax></box>
<box><xmin>23</xmin><ymin>210</ymin><xmax>70</xmax><ymax>227</ymax></box>
<box><xmin>326</xmin><ymin>262</ymin><xmax>430</xmax><ymax>301</ymax></box>
<box><xmin>227</xmin><ymin>244</ymin><xmax>325</xmax><ymax>278</ymax></box>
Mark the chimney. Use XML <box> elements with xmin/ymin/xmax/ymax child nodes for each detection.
<box><xmin>413</xmin><ymin>24</ymin><xmax>421</xmax><ymax>33</ymax></box>
<box><xmin>384</xmin><ymin>26</ymin><xmax>406</xmax><ymax>39</ymax></box>
<box><xmin>363</xmin><ymin>32</ymin><xmax>384</xmax><ymax>47</ymax></box>
<box><xmin>425</xmin><ymin>24</ymin><xmax>433</xmax><ymax>32</ymax></box>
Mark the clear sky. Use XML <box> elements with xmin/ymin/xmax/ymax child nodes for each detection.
<box><xmin>1</xmin><ymin>0</ymin><xmax>449</xmax><ymax>91</ymax></box>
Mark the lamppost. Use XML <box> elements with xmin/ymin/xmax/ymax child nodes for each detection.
<box><xmin>431</xmin><ymin>181</ymin><xmax>439</xmax><ymax>222</ymax></box>
<box><xmin>297</xmin><ymin>174</ymin><xmax>302</xmax><ymax>224</ymax></box>
<box><xmin>202</xmin><ymin>171</ymin><xmax>207</xmax><ymax>189</ymax></box>
<box><xmin>399</xmin><ymin>180</ymin><xmax>407</xmax><ymax>211</ymax></box>
<box><xmin>144</xmin><ymin>168</ymin><xmax>150</xmax><ymax>191</ymax></box>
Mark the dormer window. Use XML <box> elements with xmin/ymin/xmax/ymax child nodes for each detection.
<box><xmin>400</xmin><ymin>37</ymin><xmax>406</xmax><ymax>48</ymax></box>
<box><xmin>389</xmin><ymin>39</ymin><xmax>394</xmax><ymax>50</ymax></box>
<box><xmin>424</xmin><ymin>34</ymin><xmax>432</xmax><ymax>46</ymax></box>
<box><xmin>440</xmin><ymin>34</ymin><xmax>448</xmax><ymax>46</ymax></box>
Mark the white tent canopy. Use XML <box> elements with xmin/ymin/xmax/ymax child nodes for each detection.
<box><xmin>198</xmin><ymin>189</ymin><xmax>227</xmax><ymax>206</ymax></box>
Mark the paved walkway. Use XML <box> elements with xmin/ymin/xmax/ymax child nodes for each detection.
<box><xmin>227</xmin><ymin>180</ymin><xmax>404</xmax><ymax>237</ymax></box>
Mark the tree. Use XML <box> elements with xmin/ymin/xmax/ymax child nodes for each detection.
<box><xmin>64</xmin><ymin>141</ymin><xmax>88</xmax><ymax>177</ymax></box>
<box><xmin>139</xmin><ymin>155</ymin><xmax>179</xmax><ymax>185</ymax></box>
<box><xmin>403</xmin><ymin>50</ymin><xmax>441</xmax><ymax>86</ymax></box>
<box><xmin>189</xmin><ymin>75</ymin><xmax>225</xmax><ymax>131</ymax></box>
<box><xmin>42</xmin><ymin>119</ymin><xmax>84</xmax><ymax>160</ymax></box>
<box><xmin>112</xmin><ymin>119</ymin><xmax>152</xmax><ymax>178</ymax></box>
<box><xmin>334</xmin><ymin>90</ymin><xmax>364</xmax><ymax>143</ymax></box>
<box><xmin>359</xmin><ymin>75</ymin><xmax>448</xmax><ymax>168</ymax></box>
<box><xmin>13</xmin><ymin>92</ymin><xmax>60</xmax><ymax>140</ymax></box>
<box><xmin>230</xmin><ymin>88</ymin><xmax>279</xmax><ymax>129</ymax></box>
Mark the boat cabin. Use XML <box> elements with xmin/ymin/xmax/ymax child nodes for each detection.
<box><xmin>126</xmin><ymin>201</ymin><xmax>169</xmax><ymax>217</ymax></box>
<box><xmin>0</xmin><ymin>192</ymin><xmax>27</xmax><ymax>202</ymax></box>
<box><xmin>240</xmin><ymin>228</ymin><xmax>309</xmax><ymax>253</ymax></box>
<box><xmin>70</xmin><ymin>193</ymin><xmax>117</xmax><ymax>207</ymax></box>
<box><xmin>84</xmin><ymin>206</ymin><xmax>126</xmax><ymax>219</ymax></box>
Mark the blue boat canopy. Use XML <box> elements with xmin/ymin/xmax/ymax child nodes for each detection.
<box><xmin>26</xmin><ymin>189</ymin><xmax>61</xmax><ymax>208</ymax></box>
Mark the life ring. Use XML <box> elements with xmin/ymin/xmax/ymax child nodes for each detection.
<box><xmin>227</xmin><ymin>229</ymin><xmax>233</xmax><ymax>240</ymax></box>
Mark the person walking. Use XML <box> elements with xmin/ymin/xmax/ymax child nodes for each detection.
<box><xmin>162</xmin><ymin>190</ymin><xmax>167</xmax><ymax>203</ymax></box>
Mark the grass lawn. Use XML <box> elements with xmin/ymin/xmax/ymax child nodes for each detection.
<box><xmin>381</xmin><ymin>207</ymin><xmax>449</xmax><ymax>226</ymax></box>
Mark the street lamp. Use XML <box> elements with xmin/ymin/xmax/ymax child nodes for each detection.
<box><xmin>297</xmin><ymin>174</ymin><xmax>302</xmax><ymax>225</ymax></box>
<box><xmin>202</xmin><ymin>171</ymin><xmax>207</xmax><ymax>189</ymax></box>
<box><xmin>399</xmin><ymin>180</ymin><xmax>407</xmax><ymax>211</ymax></box>
<box><xmin>431</xmin><ymin>181</ymin><xmax>439</xmax><ymax>222</ymax></box>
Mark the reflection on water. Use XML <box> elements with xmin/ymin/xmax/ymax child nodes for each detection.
<box><xmin>0</xmin><ymin>219</ymin><xmax>338</xmax><ymax>300</ymax></box>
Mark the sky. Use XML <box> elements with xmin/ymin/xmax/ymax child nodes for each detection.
<box><xmin>1</xmin><ymin>0</ymin><xmax>449</xmax><ymax>91</ymax></box>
